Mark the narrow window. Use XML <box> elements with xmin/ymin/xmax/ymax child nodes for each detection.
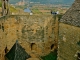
<box><xmin>2</xmin><ymin>25</ymin><xmax>4</xmax><ymax>32</ymax></box>
<box><xmin>0</xmin><ymin>25</ymin><xmax>1</xmax><ymax>29</ymax></box>
<box><xmin>5</xmin><ymin>46</ymin><xmax>8</xmax><ymax>54</ymax></box>
<box><xmin>51</xmin><ymin>44</ymin><xmax>54</xmax><ymax>50</ymax></box>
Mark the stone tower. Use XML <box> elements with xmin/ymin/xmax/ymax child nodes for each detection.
<box><xmin>1</xmin><ymin>0</ymin><xmax>9</xmax><ymax>16</ymax></box>
<box><xmin>58</xmin><ymin>0</ymin><xmax>80</xmax><ymax>60</ymax></box>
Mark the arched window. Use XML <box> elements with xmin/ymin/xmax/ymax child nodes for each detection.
<box><xmin>31</xmin><ymin>43</ymin><xmax>37</xmax><ymax>51</ymax></box>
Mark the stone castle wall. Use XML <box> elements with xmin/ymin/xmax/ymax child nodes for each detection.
<box><xmin>58</xmin><ymin>0</ymin><xmax>80</xmax><ymax>60</ymax></box>
<box><xmin>58</xmin><ymin>23</ymin><xmax>80</xmax><ymax>60</ymax></box>
<box><xmin>0</xmin><ymin>15</ymin><xmax>56</xmax><ymax>60</ymax></box>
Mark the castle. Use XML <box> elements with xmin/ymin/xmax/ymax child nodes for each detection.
<box><xmin>58</xmin><ymin>0</ymin><xmax>80</xmax><ymax>60</ymax></box>
<box><xmin>0</xmin><ymin>0</ymin><xmax>80</xmax><ymax>60</ymax></box>
<box><xmin>0</xmin><ymin>15</ymin><xmax>57</xmax><ymax>60</ymax></box>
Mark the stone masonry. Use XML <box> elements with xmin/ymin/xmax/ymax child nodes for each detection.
<box><xmin>58</xmin><ymin>0</ymin><xmax>80</xmax><ymax>60</ymax></box>
<box><xmin>0</xmin><ymin>15</ymin><xmax>57</xmax><ymax>60</ymax></box>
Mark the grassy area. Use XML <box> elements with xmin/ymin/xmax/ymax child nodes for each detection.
<box><xmin>10</xmin><ymin>6</ymin><xmax>18</xmax><ymax>13</ymax></box>
<box><xmin>32</xmin><ymin>9</ymin><xmax>42</xmax><ymax>14</ymax></box>
<box><xmin>41</xmin><ymin>50</ymin><xmax>57</xmax><ymax>60</ymax></box>
<box><xmin>0</xmin><ymin>1</ymin><xmax>18</xmax><ymax>13</ymax></box>
<box><xmin>15</xmin><ymin>6</ymin><xmax>25</xmax><ymax>10</ymax></box>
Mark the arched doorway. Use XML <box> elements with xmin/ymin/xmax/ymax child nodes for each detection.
<box><xmin>31</xmin><ymin>43</ymin><xmax>37</xmax><ymax>51</ymax></box>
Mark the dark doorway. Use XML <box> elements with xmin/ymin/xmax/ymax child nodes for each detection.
<box><xmin>0</xmin><ymin>25</ymin><xmax>1</xmax><ymax>29</ymax></box>
<box><xmin>5</xmin><ymin>46</ymin><xmax>8</xmax><ymax>54</ymax></box>
<box><xmin>51</xmin><ymin>44</ymin><xmax>54</xmax><ymax>50</ymax></box>
<box><xmin>77</xmin><ymin>53</ymin><xmax>80</xmax><ymax>60</ymax></box>
<box><xmin>2</xmin><ymin>25</ymin><xmax>4</xmax><ymax>32</ymax></box>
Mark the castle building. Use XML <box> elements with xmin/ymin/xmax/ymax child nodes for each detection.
<box><xmin>58</xmin><ymin>0</ymin><xmax>80</xmax><ymax>60</ymax></box>
<box><xmin>0</xmin><ymin>0</ymin><xmax>80</xmax><ymax>60</ymax></box>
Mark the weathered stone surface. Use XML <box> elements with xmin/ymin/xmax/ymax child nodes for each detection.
<box><xmin>58</xmin><ymin>0</ymin><xmax>80</xmax><ymax>60</ymax></box>
<box><xmin>0</xmin><ymin>15</ymin><xmax>55</xmax><ymax>59</ymax></box>
<box><xmin>58</xmin><ymin>23</ymin><xmax>80</xmax><ymax>60</ymax></box>
<box><xmin>60</xmin><ymin>0</ymin><xmax>80</xmax><ymax>27</ymax></box>
<box><xmin>27</xmin><ymin>58</ymin><xmax>40</xmax><ymax>60</ymax></box>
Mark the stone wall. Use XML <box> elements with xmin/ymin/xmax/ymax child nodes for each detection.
<box><xmin>58</xmin><ymin>23</ymin><xmax>80</xmax><ymax>60</ymax></box>
<box><xmin>0</xmin><ymin>16</ymin><xmax>22</xmax><ymax>60</ymax></box>
<box><xmin>0</xmin><ymin>15</ymin><xmax>56</xmax><ymax>60</ymax></box>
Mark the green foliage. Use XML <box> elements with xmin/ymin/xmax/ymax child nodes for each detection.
<box><xmin>32</xmin><ymin>9</ymin><xmax>42</xmax><ymax>14</ymax></box>
<box><xmin>0</xmin><ymin>2</ymin><xmax>2</xmax><ymax>7</ymax></box>
<box><xmin>57</xmin><ymin>14</ymin><xmax>63</xmax><ymax>20</ymax></box>
<box><xmin>15</xmin><ymin>5</ymin><xmax>26</xmax><ymax>10</ymax></box>
<box><xmin>10</xmin><ymin>6</ymin><xmax>18</xmax><ymax>13</ymax></box>
<box><xmin>77</xmin><ymin>41</ymin><xmax>80</xmax><ymax>46</ymax></box>
<box><xmin>41</xmin><ymin>50</ymin><xmax>57</xmax><ymax>60</ymax></box>
<box><xmin>0</xmin><ymin>1</ymin><xmax>18</xmax><ymax>12</ymax></box>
